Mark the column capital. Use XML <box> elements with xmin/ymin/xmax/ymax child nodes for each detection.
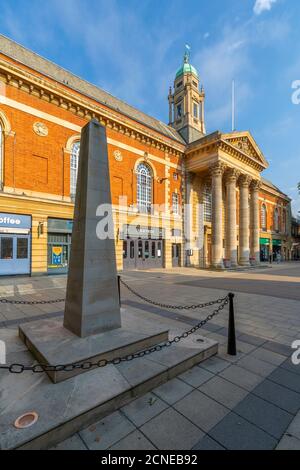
<box><xmin>250</xmin><ymin>179</ymin><xmax>261</xmax><ymax>192</ymax></box>
<box><xmin>239</xmin><ymin>173</ymin><xmax>252</xmax><ymax>187</ymax></box>
<box><xmin>209</xmin><ymin>162</ymin><xmax>226</xmax><ymax>177</ymax></box>
<box><xmin>225</xmin><ymin>167</ymin><xmax>240</xmax><ymax>184</ymax></box>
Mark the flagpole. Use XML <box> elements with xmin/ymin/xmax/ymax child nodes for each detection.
<box><xmin>232</xmin><ymin>80</ymin><xmax>235</xmax><ymax>132</ymax></box>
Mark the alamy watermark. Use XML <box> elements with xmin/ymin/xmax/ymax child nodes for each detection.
<box><xmin>291</xmin><ymin>340</ymin><xmax>300</xmax><ymax>365</ymax></box>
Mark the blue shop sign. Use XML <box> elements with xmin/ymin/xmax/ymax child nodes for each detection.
<box><xmin>0</xmin><ymin>213</ymin><xmax>31</xmax><ymax>230</ymax></box>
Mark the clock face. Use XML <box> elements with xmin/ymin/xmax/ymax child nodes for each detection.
<box><xmin>33</xmin><ymin>122</ymin><xmax>48</xmax><ymax>136</ymax></box>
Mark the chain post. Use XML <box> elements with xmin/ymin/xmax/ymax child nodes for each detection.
<box><xmin>227</xmin><ymin>292</ymin><xmax>237</xmax><ymax>356</ymax></box>
<box><xmin>117</xmin><ymin>275</ymin><xmax>121</xmax><ymax>307</ymax></box>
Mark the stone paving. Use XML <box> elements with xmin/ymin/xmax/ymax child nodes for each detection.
<box><xmin>0</xmin><ymin>262</ymin><xmax>300</xmax><ymax>450</ymax></box>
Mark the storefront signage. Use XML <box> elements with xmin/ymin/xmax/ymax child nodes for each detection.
<box><xmin>272</xmin><ymin>239</ymin><xmax>282</xmax><ymax>246</ymax></box>
<box><xmin>52</xmin><ymin>246</ymin><xmax>63</xmax><ymax>265</ymax></box>
<box><xmin>121</xmin><ymin>224</ymin><xmax>165</xmax><ymax>240</ymax></box>
<box><xmin>48</xmin><ymin>218</ymin><xmax>73</xmax><ymax>233</ymax></box>
<box><xmin>260</xmin><ymin>238</ymin><xmax>270</xmax><ymax>245</ymax></box>
<box><xmin>0</xmin><ymin>213</ymin><xmax>31</xmax><ymax>230</ymax></box>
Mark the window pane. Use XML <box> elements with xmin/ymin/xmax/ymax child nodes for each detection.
<box><xmin>138</xmin><ymin>240</ymin><xmax>143</xmax><ymax>258</ymax></box>
<box><xmin>17</xmin><ymin>238</ymin><xmax>28</xmax><ymax>259</ymax></box>
<box><xmin>203</xmin><ymin>186</ymin><xmax>212</xmax><ymax>222</ymax></box>
<box><xmin>70</xmin><ymin>142</ymin><xmax>80</xmax><ymax>197</ymax></box>
<box><xmin>1</xmin><ymin>237</ymin><xmax>13</xmax><ymax>259</ymax></box>
<box><xmin>151</xmin><ymin>242</ymin><xmax>156</xmax><ymax>258</ymax></box>
<box><xmin>145</xmin><ymin>241</ymin><xmax>149</xmax><ymax>259</ymax></box>
<box><xmin>137</xmin><ymin>163</ymin><xmax>152</xmax><ymax>214</ymax></box>
<box><xmin>157</xmin><ymin>242</ymin><xmax>162</xmax><ymax>258</ymax></box>
<box><xmin>123</xmin><ymin>241</ymin><xmax>127</xmax><ymax>259</ymax></box>
<box><xmin>130</xmin><ymin>241</ymin><xmax>135</xmax><ymax>259</ymax></box>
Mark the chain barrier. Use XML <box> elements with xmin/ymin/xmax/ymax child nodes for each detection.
<box><xmin>0</xmin><ymin>298</ymin><xmax>65</xmax><ymax>305</ymax></box>
<box><xmin>0</xmin><ymin>278</ymin><xmax>230</xmax><ymax>374</ymax></box>
<box><xmin>119</xmin><ymin>278</ymin><xmax>227</xmax><ymax>310</ymax></box>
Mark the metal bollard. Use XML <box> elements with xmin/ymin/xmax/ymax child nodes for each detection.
<box><xmin>117</xmin><ymin>275</ymin><xmax>121</xmax><ymax>307</ymax></box>
<box><xmin>227</xmin><ymin>292</ymin><xmax>237</xmax><ymax>356</ymax></box>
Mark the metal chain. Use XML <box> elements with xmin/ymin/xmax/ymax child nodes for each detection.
<box><xmin>0</xmin><ymin>297</ymin><xmax>229</xmax><ymax>374</ymax></box>
<box><xmin>0</xmin><ymin>298</ymin><xmax>65</xmax><ymax>305</ymax></box>
<box><xmin>120</xmin><ymin>278</ymin><xmax>227</xmax><ymax>310</ymax></box>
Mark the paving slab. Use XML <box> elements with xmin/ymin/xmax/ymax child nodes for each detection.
<box><xmin>174</xmin><ymin>390</ymin><xmax>229</xmax><ymax>432</ymax></box>
<box><xmin>234</xmin><ymin>394</ymin><xmax>293</xmax><ymax>439</ymax></box>
<box><xmin>152</xmin><ymin>378</ymin><xmax>193</xmax><ymax>405</ymax></box>
<box><xmin>268</xmin><ymin>367</ymin><xmax>300</xmax><ymax>394</ymax></box>
<box><xmin>50</xmin><ymin>434</ymin><xmax>87</xmax><ymax>450</ymax></box>
<box><xmin>178</xmin><ymin>365</ymin><xmax>214</xmax><ymax>388</ymax></box>
<box><xmin>140</xmin><ymin>407</ymin><xmax>202</xmax><ymax>450</ymax></box>
<box><xmin>198</xmin><ymin>356</ymin><xmax>231</xmax><ymax>374</ymax></box>
<box><xmin>109</xmin><ymin>430</ymin><xmax>156</xmax><ymax>450</ymax></box>
<box><xmin>219</xmin><ymin>365</ymin><xmax>263</xmax><ymax>391</ymax></box>
<box><xmin>192</xmin><ymin>435</ymin><xmax>225</xmax><ymax>450</ymax></box>
<box><xmin>121</xmin><ymin>393</ymin><xmax>168</xmax><ymax>427</ymax></box>
<box><xmin>252</xmin><ymin>379</ymin><xmax>300</xmax><ymax>414</ymax></box>
<box><xmin>276</xmin><ymin>434</ymin><xmax>300</xmax><ymax>450</ymax></box>
<box><xmin>236</xmin><ymin>355</ymin><xmax>277</xmax><ymax>377</ymax></box>
<box><xmin>79</xmin><ymin>411</ymin><xmax>135</xmax><ymax>450</ymax></box>
<box><xmin>251</xmin><ymin>347</ymin><xmax>287</xmax><ymax>366</ymax></box>
<box><xmin>208</xmin><ymin>412</ymin><xmax>277</xmax><ymax>450</ymax></box>
<box><xmin>199</xmin><ymin>376</ymin><xmax>248</xmax><ymax>409</ymax></box>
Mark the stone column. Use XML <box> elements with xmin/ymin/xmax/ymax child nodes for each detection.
<box><xmin>185</xmin><ymin>172</ymin><xmax>195</xmax><ymax>266</ymax></box>
<box><xmin>225</xmin><ymin>168</ymin><xmax>239</xmax><ymax>267</ymax></box>
<box><xmin>210</xmin><ymin>163</ymin><xmax>225</xmax><ymax>269</ymax></box>
<box><xmin>250</xmin><ymin>180</ymin><xmax>261</xmax><ymax>264</ymax></box>
<box><xmin>238</xmin><ymin>174</ymin><xmax>251</xmax><ymax>266</ymax></box>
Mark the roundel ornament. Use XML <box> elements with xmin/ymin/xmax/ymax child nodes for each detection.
<box><xmin>33</xmin><ymin>122</ymin><xmax>48</xmax><ymax>137</ymax></box>
<box><xmin>114</xmin><ymin>150</ymin><xmax>123</xmax><ymax>162</ymax></box>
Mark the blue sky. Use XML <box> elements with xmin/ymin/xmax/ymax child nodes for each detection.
<box><xmin>0</xmin><ymin>0</ymin><xmax>299</xmax><ymax>215</ymax></box>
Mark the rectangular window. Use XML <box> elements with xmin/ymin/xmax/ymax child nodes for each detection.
<box><xmin>17</xmin><ymin>238</ymin><xmax>28</xmax><ymax>259</ymax></box>
<box><xmin>1</xmin><ymin>237</ymin><xmax>13</xmax><ymax>259</ymax></box>
<box><xmin>173</xmin><ymin>173</ymin><xmax>178</xmax><ymax>181</ymax></box>
<box><xmin>123</xmin><ymin>241</ymin><xmax>127</xmax><ymax>259</ymax></box>
<box><xmin>193</xmin><ymin>102</ymin><xmax>198</xmax><ymax>118</ymax></box>
<box><xmin>176</xmin><ymin>103</ymin><xmax>182</xmax><ymax>118</ymax></box>
<box><xmin>172</xmin><ymin>193</ymin><xmax>179</xmax><ymax>215</ymax></box>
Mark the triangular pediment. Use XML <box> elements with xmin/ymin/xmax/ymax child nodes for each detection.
<box><xmin>221</xmin><ymin>131</ymin><xmax>269</xmax><ymax>169</ymax></box>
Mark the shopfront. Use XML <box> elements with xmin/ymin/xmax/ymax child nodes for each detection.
<box><xmin>260</xmin><ymin>238</ymin><xmax>270</xmax><ymax>262</ymax></box>
<box><xmin>0</xmin><ymin>213</ymin><xmax>31</xmax><ymax>276</ymax></box>
<box><xmin>47</xmin><ymin>218</ymin><xmax>73</xmax><ymax>274</ymax></box>
<box><xmin>272</xmin><ymin>239</ymin><xmax>282</xmax><ymax>261</ymax></box>
<box><xmin>122</xmin><ymin>224</ymin><xmax>165</xmax><ymax>270</ymax></box>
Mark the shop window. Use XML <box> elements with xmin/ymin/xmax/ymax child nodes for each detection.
<box><xmin>1</xmin><ymin>237</ymin><xmax>13</xmax><ymax>259</ymax></box>
<box><xmin>145</xmin><ymin>241</ymin><xmax>149</xmax><ymax>259</ymax></box>
<box><xmin>123</xmin><ymin>241</ymin><xmax>127</xmax><ymax>259</ymax></box>
<box><xmin>70</xmin><ymin>142</ymin><xmax>80</xmax><ymax>199</ymax></box>
<box><xmin>137</xmin><ymin>163</ymin><xmax>152</xmax><ymax>214</ymax></box>
<box><xmin>261</xmin><ymin>204</ymin><xmax>267</xmax><ymax>231</ymax></box>
<box><xmin>17</xmin><ymin>238</ymin><xmax>28</xmax><ymax>259</ymax></box>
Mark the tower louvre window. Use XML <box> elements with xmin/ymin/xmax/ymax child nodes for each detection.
<box><xmin>176</xmin><ymin>103</ymin><xmax>182</xmax><ymax>118</ymax></box>
<box><xmin>193</xmin><ymin>102</ymin><xmax>199</xmax><ymax>118</ymax></box>
<box><xmin>176</xmin><ymin>81</ymin><xmax>183</xmax><ymax>88</ymax></box>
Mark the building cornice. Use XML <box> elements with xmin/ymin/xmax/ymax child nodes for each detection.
<box><xmin>0</xmin><ymin>57</ymin><xmax>185</xmax><ymax>157</ymax></box>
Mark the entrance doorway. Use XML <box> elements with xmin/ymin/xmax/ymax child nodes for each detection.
<box><xmin>0</xmin><ymin>234</ymin><xmax>31</xmax><ymax>275</ymax></box>
<box><xmin>123</xmin><ymin>239</ymin><xmax>164</xmax><ymax>270</ymax></box>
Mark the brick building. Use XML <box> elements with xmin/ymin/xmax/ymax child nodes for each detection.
<box><xmin>0</xmin><ymin>36</ymin><xmax>292</xmax><ymax>276</ymax></box>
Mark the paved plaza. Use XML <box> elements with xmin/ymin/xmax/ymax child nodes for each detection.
<box><xmin>1</xmin><ymin>262</ymin><xmax>300</xmax><ymax>450</ymax></box>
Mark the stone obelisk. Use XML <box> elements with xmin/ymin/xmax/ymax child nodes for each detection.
<box><xmin>64</xmin><ymin>119</ymin><xmax>121</xmax><ymax>337</ymax></box>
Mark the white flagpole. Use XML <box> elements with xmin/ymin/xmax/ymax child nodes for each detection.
<box><xmin>232</xmin><ymin>80</ymin><xmax>235</xmax><ymax>132</ymax></box>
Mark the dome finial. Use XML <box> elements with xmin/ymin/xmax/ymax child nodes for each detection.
<box><xmin>184</xmin><ymin>44</ymin><xmax>191</xmax><ymax>64</ymax></box>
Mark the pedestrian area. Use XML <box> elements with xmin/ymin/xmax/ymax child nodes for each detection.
<box><xmin>0</xmin><ymin>263</ymin><xmax>300</xmax><ymax>450</ymax></box>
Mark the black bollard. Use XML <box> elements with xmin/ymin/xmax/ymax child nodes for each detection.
<box><xmin>227</xmin><ymin>292</ymin><xmax>237</xmax><ymax>356</ymax></box>
<box><xmin>117</xmin><ymin>275</ymin><xmax>121</xmax><ymax>307</ymax></box>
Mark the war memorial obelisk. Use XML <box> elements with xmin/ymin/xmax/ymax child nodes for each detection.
<box><xmin>19</xmin><ymin>120</ymin><xmax>168</xmax><ymax>383</ymax></box>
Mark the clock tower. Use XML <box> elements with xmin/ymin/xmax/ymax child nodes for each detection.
<box><xmin>168</xmin><ymin>47</ymin><xmax>206</xmax><ymax>143</ymax></box>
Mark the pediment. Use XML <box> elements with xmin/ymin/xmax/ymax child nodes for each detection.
<box><xmin>222</xmin><ymin>131</ymin><xmax>269</xmax><ymax>170</ymax></box>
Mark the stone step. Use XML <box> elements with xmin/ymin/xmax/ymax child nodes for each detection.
<box><xmin>0</xmin><ymin>330</ymin><xmax>217</xmax><ymax>450</ymax></box>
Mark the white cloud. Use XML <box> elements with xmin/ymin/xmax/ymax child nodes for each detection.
<box><xmin>253</xmin><ymin>0</ymin><xmax>277</xmax><ymax>16</ymax></box>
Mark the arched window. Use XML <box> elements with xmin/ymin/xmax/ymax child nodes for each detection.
<box><xmin>274</xmin><ymin>207</ymin><xmax>279</xmax><ymax>232</ymax></box>
<box><xmin>283</xmin><ymin>209</ymin><xmax>287</xmax><ymax>234</ymax></box>
<box><xmin>136</xmin><ymin>163</ymin><xmax>152</xmax><ymax>213</ymax></box>
<box><xmin>70</xmin><ymin>142</ymin><xmax>80</xmax><ymax>199</ymax></box>
<box><xmin>261</xmin><ymin>204</ymin><xmax>267</xmax><ymax>231</ymax></box>
<box><xmin>203</xmin><ymin>186</ymin><xmax>212</xmax><ymax>222</ymax></box>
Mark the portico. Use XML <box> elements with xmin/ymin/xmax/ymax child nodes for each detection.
<box><xmin>185</xmin><ymin>131</ymin><xmax>269</xmax><ymax>269</ymax></box>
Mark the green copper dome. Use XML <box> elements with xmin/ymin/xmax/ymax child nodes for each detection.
<box><xmin>175</xmin><ymin>62</ymin><xmax>198</xmax><ymax>79</ymax></box>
